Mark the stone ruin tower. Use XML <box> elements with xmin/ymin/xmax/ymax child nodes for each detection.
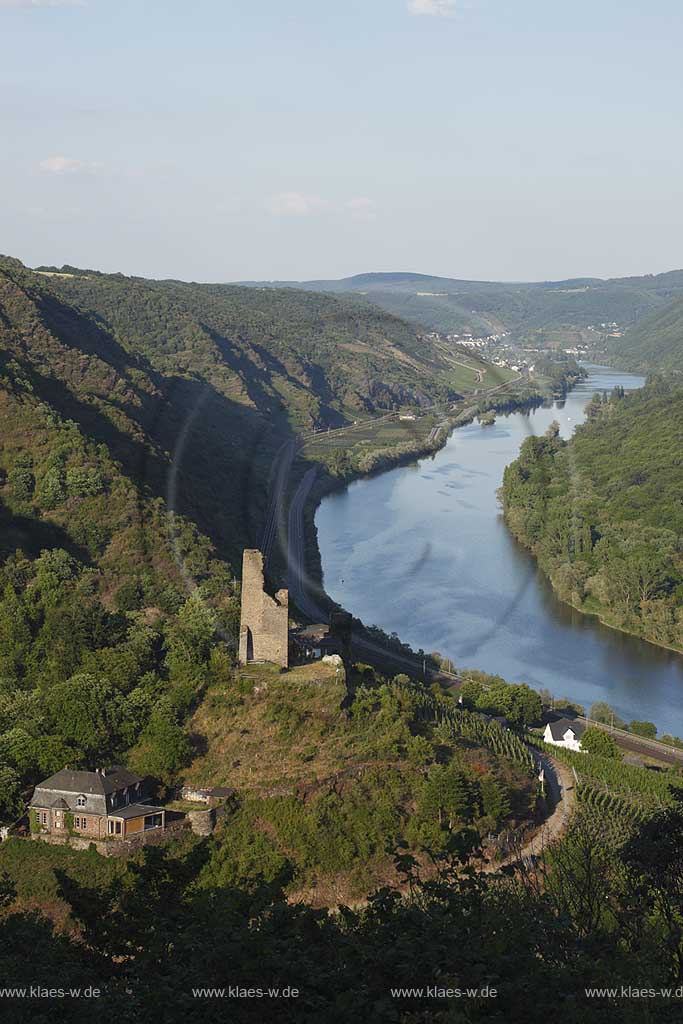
<box><xmin>238</xmin><ymin>549</ymin><xmax>289</xmax><ymax>669</ymax></box>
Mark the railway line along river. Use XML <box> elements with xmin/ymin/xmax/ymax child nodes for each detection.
<box><xmin>315</xmin><ymin>365</ymin><xmax>683</xmax><ymax>737</ymax></box>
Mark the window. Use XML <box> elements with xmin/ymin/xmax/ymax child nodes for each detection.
<box><xmin>108</xmin><ymin>820</ymin><xmax>122</xmax><ymax>835</ymax></box>
<box><xmin>74</xmin><ymin>816</ymin><xmax>88</xmax><ymax>830</ymax></box>
<box><xmin>76</xmin><ymin>795</ymin><xmax>86</xmax><ymax>807</ymax></box>
<box><xmin>40</xmin><ymin>811</ymin><xmax>47</xmax><ymax>825</ymax></box>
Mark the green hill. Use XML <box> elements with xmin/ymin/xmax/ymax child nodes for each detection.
<box><xmin>0</xmin><ymin>253</ymin><xmax>515</xmax><ymax>832</ymax></box>
<box><xmin>243</xmin><ymin>268</ymin><xmax>683</xmax><ymax>337</ymax></box>
<box><xmin>1</xmin><ymin>257</ymin><xmax>467</xmax><ymax>567</ymax></box>
<box><xmin>31</xmin><ymin>264</ymin><xmax>461</xmax><ymax>425</ymax></box>
<box><xmin>606</xmin><ymin>294</ymin><xmax>683</xmax><ymax>373</ymax></box>
<box><xmin>501</xmin><ymin>378</ymin><xmax>683</xmax><ymax>650</ymax></box>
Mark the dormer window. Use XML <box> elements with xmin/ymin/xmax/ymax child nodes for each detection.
<box><xmin>76</xmin><ymin>795</ymin><xmax>87</xmax><ymax>807</ymax></box>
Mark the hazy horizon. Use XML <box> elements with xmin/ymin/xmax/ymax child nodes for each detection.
<box><xmin>2</xmin><ymin>0</ymin><xmax>682</xmax><ymax>283</ymax></box>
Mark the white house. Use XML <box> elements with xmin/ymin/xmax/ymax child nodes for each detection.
<box><xmin>543</xmin><ymin>718</ymin><xmax>586</xmax><ymax>752</ymax></box>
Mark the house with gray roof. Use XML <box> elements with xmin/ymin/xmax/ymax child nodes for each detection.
<box><xmin>29</xmin><ymin>765</ymin><xmax>165</xmax><ymax>841</ymax></box>
<box><xmin>543</xmin><ymin>718</ymin><xmax>586</xmax><ymax>752</ymax></box>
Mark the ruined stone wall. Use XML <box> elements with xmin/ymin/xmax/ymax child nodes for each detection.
<box><xmin>238</xmin><ymin>549</ymin><xmax>288</xmax><ymax>668</ymax></box>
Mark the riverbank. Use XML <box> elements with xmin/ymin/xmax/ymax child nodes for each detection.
<box><xmin>288</xmin><ymin>371</ymin><xmax>586</xmax><ymax>686</ymax></box>
<box><xmin>500</xmin><ymin>371</ymin><xmax>683</xmax><ymax>660</ymax></box>
<box><xmin>310</xmin><ymin>365</ymin><xmax>683</xmax><ymax>736</ymax></box>
<box><xmin>296</xmin><ymin>377</ymin><xmax>564</xmax><ymax>625</ymax></box>
<box><xmin>549</xmin><ymin>590</ymin><xmax>683</xmax><ymax>658</ymax></box>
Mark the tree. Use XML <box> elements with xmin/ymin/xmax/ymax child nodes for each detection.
<box><xmin>507</xmin><ymin>684</ymin><xmax>543</xmax><ymax>729</ymax></box>
<box><xmin>622</xmin><ymin>792</ymin><xmax>683</xmax><ymax>980</ymax></box>
<box><xmin>458</xmin><ymin>679</ymin><xmax>483</xmax><ymax>709</ymax></box>
<box><xmin>165</xmin><ymin>592</ymin><xmax>215</xmax><ymax>676</ymax></box>
<box><xmin>47</xmin><ymin>674</ymin><xmax>124</xmax><ymax>762</ymax></box>
<box><xmin>589</xmin><ymin>701</ymin><xmax>625</xmax><ymax>729</ymax></box>
<box><xmin>328</xmin><ymin>448</ymin><xmax>353</xmax><ymax>478</ymax></box>
<box><xmin>479</xmin><ymin>774</ymin><xmax>510</xmax><ymax>828</ymax></box>
<box><xmin>0</xmin><ymin>766</ymin><xmax>22</xmax><ymax>821</ymax></box>
<box><xmin>418</xmin><ymin>765</ymin><xmax>474</xmax><ymax>831</ymax></box>
<box><xmin>133</xmin><ymin>706</ymin><xmax>191</xmax><ymax>781</ymax></box>
<box><xmin>580</xmin><ymin>727</ymin><xmax>621</xmax><ymax>760</ymax></box>
<box><xmin>0</xmin><ymin>584</ymin><xmax>32</xmax><ymax>681</ymax></box>
<box><xmin>35</xmin><ymin>465</ymin><xmax>66</xmax><ymax>510</ymax></box>
<box><xmin>7</xmin><ymin>466</ymin><xmax>34</xmax><ymax>504</ymax></box>
<box><xmin>629</xmin><ymin>720</ymin><xmax>657</xmax><ymax>739</ymax></box>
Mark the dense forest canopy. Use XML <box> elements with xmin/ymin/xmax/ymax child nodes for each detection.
<box><xmin>501</xmin><ymin>379</ymin><xmax>683</xmax><ymax>649</ymax></box>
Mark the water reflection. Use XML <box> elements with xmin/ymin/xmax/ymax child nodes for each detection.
<box><xmin>316</xmin><ymin>366</ymin><xmax>683</xmax><ymax>734</ymax></box>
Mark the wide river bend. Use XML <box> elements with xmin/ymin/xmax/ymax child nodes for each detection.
<box><xmin>316</xmin><ymin>366</ymin><xmax>683</xmax><ymax>736</ymax></box>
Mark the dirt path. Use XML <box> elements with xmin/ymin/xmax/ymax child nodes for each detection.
<box><xmin>492</xmin><ymin>750</ymin><xmax>576</xmax><ymax>871</ymax></box>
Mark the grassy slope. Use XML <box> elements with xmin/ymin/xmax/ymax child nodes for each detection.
<box><xmin>183</xmin><ymin>666</ymin><xmax>536</xmax><ymax>902</ymax></box>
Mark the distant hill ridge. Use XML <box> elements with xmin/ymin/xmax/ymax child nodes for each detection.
<box><xmin>238</xmin><ymin>268</ymin><xmax>683</xmax><ymax>337</ymax></box>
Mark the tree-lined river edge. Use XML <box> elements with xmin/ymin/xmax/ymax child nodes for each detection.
<box><xmin>315</xmin><ymin>365</ymin><xmax>683</xmax><ymax>737</ymax></box>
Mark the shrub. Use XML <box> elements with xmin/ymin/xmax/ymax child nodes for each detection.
<box><xmin>581</xmin><ymin>728</ymin><xmax>622</xmax><ymax>760</ymax></box>
<box><xmin>630</xmin><ymin>721</ymin><xmax>657</xmax><ymax>739</ymax></box>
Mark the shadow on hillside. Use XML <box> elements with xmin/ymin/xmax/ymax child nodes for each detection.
<box><xmin>4</xmin><ymin>280</ymin><xmax>300</xmax><ymax>572</ymax></box>
<box><xmin>33</xmin><ymin>290</ymin><xmax>144</xmax><ymax>375</ymax></box>
<box><xmin>0</xmin><ymin>497</ymin><xmax>91</xmax><ymax>564</ymax></box>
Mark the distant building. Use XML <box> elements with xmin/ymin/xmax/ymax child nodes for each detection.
<box><xmin>292</xmin><ymin>623</ymin><xmax>341</xmax><ymax>660</ymax></box>
<box><xmin>238</xmin><ymin>549</ymin><xmax>289</xmax><ymax>669</ymax></box>
<box><xmin>543</xmin><ymin>718</ymin><xmax>586</xmax><ymax>752</ymax></box>
<box><xmin>29</xmin><ymin>766</ymin><xmax>165</xmax><ymax>841</ymax></box>
<box><xmin>291</xmin><ymin>612</ymin><xmax>352</xmax><ymax>667</ymax></box>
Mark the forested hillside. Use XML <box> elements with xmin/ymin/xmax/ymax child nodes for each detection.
<box><xmin>501</xmin><ymin>379</ymin><xmax>683</xmax><ymax>649</ymax></box>
<box><xmin>34</xmin><ymin>263</ymin><xmax>458</xmax><ymax>424</ymax></box>
<box><xmin>0</xmin><ymin>257</ymin><xmax>246</xmax><ymax>821</ymax></box>
<box><xmin>243</xmin><ymin>268</ymin><xmax>683</xmax><ymax>337</ymax></box>
<box><xmin>0</xmin><ymin>254</ymin><xmax>473</xmax><ymax>828</ymax></box>
<box><xmin>6</xmin><ymin>258</ymin><xmax>683</xmax><ymax>1019</ymax></box>
<box><xmin>606</xmin><ymin>294</ymin><xmax>683</xmax><ymax>372</ymax></box>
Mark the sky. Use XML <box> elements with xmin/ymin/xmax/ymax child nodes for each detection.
<box><xmin>1</xmin><ymin>0</ymin><xmax>682</xmax><ymax>283</ymax></box>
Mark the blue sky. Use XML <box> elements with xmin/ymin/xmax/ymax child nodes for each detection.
<box><xmin>1</xmin><ymin>0</ymin><xmax>682</xmax><ymax>281</ymax></box>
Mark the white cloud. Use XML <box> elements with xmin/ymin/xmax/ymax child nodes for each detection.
<box><xmin>345</xmin><ymin>197</ymin><xmax>377</xmax><ymax>222</ymax></box>
<box><xmin>0</xmin><ymin>1</ymin><xmax>85</xmax><ymax>8</ymax></box>
<box><xmin>268</xmin><ymin>191</ymin><xmax>328</xmax><ymax>216</ymax></box>
<box><xmin>407</xmin><ymin>0</ymin><xmax>457</xmax><ymax>16</ymax></box>
<box><xmin>38</xmin><ymin>155</ymin><xmax>102</xmax><ymax>175</ymax></box>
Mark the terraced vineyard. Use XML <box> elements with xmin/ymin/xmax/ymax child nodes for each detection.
<box><xmin>533</xmin><ymin>738</ymin><xmax>683</xmax><ymax>838</ymax></box>
<box><xmin>391</xmin><ymin>682</ymin><xmax>536</xmax><ymax>772</ymax></box>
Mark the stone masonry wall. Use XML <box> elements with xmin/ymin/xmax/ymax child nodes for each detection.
<box><xmin>238</xmin><ymin>549</ymin><xmax>288</xmax><ymax>668</ymax></box>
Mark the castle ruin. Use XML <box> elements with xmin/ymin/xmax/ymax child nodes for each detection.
<box><xmin>238</xmin><ymin>549</ymin><xmax>289</xmax><ymax>669</ymax></box>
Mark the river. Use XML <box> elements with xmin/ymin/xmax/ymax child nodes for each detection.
<box><xmin>315</xmin><ymin>365</ymin><xmax>683</xmax><ymax>737</ymax></box>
